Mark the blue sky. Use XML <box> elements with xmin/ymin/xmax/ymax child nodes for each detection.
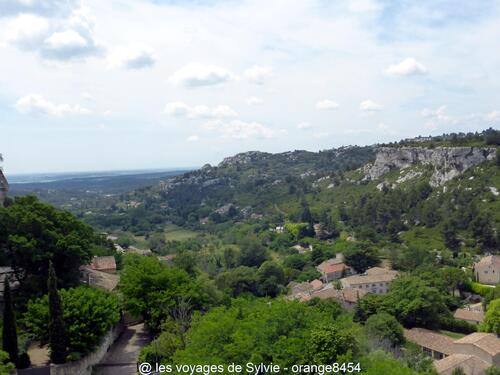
<box><xmin>0</xmin><ymin>0</ymin><xmax>499</xmax><ymax>173</ymax></box>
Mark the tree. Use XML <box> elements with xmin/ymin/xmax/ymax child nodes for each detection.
<box><xmin>257</xmin><ymin>261</ymin><xmax>286</xmax><ymax>297</ymax></box>
<box><xmin>119</xmin><ymin>254</ymin><xmax>214</xmax><ymax>332</ymax></box>
<box><xmin>47</xmin><ymin>262</ymin><xmax>67</xmax><ymax>364</ymax></box>
<box><xmin>0</xmin><ymin>196</ymin><xmax>102</xmax><ymax>299</ymax></box>
<box><xmin>353</xmin><ymin>294</ymin><xmax>385</xmax><ymax>323</ymax></box>
<box><xmin>365</xmin><ymin>313</ymin><xmax>405</xmax><ymax>348</ymax></box>
<box><xmin>0</xmin><ymin>350</ymin><xmax>15</xmax><ymax>375</ymax></box>
<box><xmin>344</xmin><ymin>243</ymin><xmax>379</xmax><ymax>274</ymax></box>
<box><xmin>480</xmin><ymin>299</ymin><xmax>500</xmax><ymax>335</ymax></box>
<box><xmin>383</xmin><ymin>276</ymin><xmax>451</xmax><ymax>329</ymax></box>
<box><xmin>239</xmin><ymin>240</ymin><xmax>268</xmax><ymax>267</ymax></box>
<box><xmin>451</xmin><ymin>368</ymin><xmax>466</xmax><ymax>375</ymax></box>
<box><xmin>2</xmin><ymin>279</ymin><xmax>18</xmax><ymax>366</ymax></box>
<box><xmin>363</xmin><ymin>351</ymin><xmax>418</xmax><ymax>375</ymax></box>
<box><xmin>23</xmin><ymin>286</ymin><xmax>121</xmax><ymax>355</ymax></box>
<box><xmin>485</xmin><ymin>366</ymin><xmax>500</xmax><ymax>375</ymax></box>
<box><xmin>215</xmin><ymin>267</ymin><xmax>258</xmax><ymax>297</ymax></box>
<box><xmin>306</xmin><ymin>324</ymin><xmax>357</xmax><ymax>364</ymax></box>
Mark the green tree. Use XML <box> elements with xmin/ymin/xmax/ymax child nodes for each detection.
<box><xmin>0</xmin><ymin>350</ymin><xmax>15</xmax><ymax>375</ymax></box>
<box><xmin>480</xmin><ymin>299</ymin><xmax>500</xmax><ymax>335</ymax></box>
<box><xmin>47</xmin><ymin>262</ymin><xmax>66</xmax><ymax>364</ymax></box>
<box><xmin>344</xmin><ymin>243</ymin><xmax>379</xmax><ymax>274</ymax></box>
<box><xmin>363</xmin><ymin>351</ymin><xmax>418</xmax><ymax>375</ymax></box>
<box><xmin>383</xmin><ymin>276</ymin><xmax>450</xmax><ymax>329</ymax></box>
<box><xmin>119</xmin><ymin>254</ymin><xmax>213</xmax><ymax>331</ymax></box>
<box><xmin>0</xmin><ymin>196</ymin><xmax>102</xmax><ymax>299</ymax></box>
<box><xmin>306</xmin><ymin>324</ymin><xmax>357</xmax><ymax>364</ymax></box>
<box><xmin>353</xmin><ymin>294</ymin><xmax>385</xmax><ymax>323</ymax></box>
<box><xmin>365</xmin><ymin>312</ymin><xmax>405</xmax><ymax>348</ymax></box>
<box><xmin>257</xmin><ymin>261</ymin><xmax>286</xmax><ymax>297</ymax></box>
<box><xmin>215</xmin><ymin>267</ymin><xmax>258</xmax><ymax>297</ymax></box>
<box><xmin>2</xmin><ymin>279</ymin><xmax>18</xmax><ymax>366</ymax></box>
<box><xmin>23</xmin><ymin>286</ymin><xmax>121</xmax><ymax>355</ymax></box>
<box><xmin>485</xmin><ymin>366</ymin><xmax>500</xmax><ymax>375</ymax></box>
<box><xmin>239</xmin><ymin>240</ymin><xmax>268</xmax><ymax>267</ymax></box>
<box><xmin>451</xmin><ymin>368</ymin><xmax>466</xmax><ymax>375</ymax></box>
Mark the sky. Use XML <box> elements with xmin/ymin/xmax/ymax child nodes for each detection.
<box><xmin>1</xmin><ymin>0</ymin><xmax>500</xmax><ymax>174</ymax></box>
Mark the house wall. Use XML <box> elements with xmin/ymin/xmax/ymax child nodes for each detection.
<box><xmin>476</xmin><ymin>264</ymin><xmax>500</xmax><ymax>285</ymax></box>
<box><xmin>351</xmin><ymin>281</ymin><xmax>391</xmax><ymax>294</ymax></box>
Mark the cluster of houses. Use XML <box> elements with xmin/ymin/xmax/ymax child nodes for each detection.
<box><xmin>287</xmin><ymin>253</ymin><xmax>400</xmax><ymax>309</ymax></box>
<box><xmin>287</xmin><ymin>253</ymin><xmax>500</xmax><ymax>374</ymax></box>
<box><xmin>405</xmin><ymin>328</ymin><xmax>499</xmax><ymax>375</ymax></box>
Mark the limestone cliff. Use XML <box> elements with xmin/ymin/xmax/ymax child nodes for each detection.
<box><xmin>364</xmin><ymin>147</ymin><xmax>496</xmax><ymax>186</ymax></box>
<box><xmin>0</xmin><ymin>169</ymin><xmax>8</xmax><ymax>206</ymax></box>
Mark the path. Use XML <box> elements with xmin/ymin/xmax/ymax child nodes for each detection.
<box><xmin>94</xmin><ymin>323</ymin><xmax>151</xmax><ymax>375</ymax></box>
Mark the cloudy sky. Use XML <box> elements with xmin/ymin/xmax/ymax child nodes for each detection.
<box><xmin>1</xmin><ymin>0</ymin><xmax>500</xmax><ymax>174</ymax></box>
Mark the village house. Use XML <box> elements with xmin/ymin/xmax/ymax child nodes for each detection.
<box><xmin>453</xmin><ymin>306</ymin><xmax>485</xmax><ymax>325</ymax></box>
<box><xmin>309</xmin><ymin>285</ymin><xmax>368</xmax><ymax>309</ymax></box>
<box><xmin>88</xmin><ymin>256</ymin><xmax>117</xmax><ymax>273</ymax></box>
<box><xmin>405</xmin><ymin>328</ymin><xmax>500</xmax><ymax>375</ymax></box>
<box><xmin>474</xmin><ymin>255</ymin><xmax>500</xmax><ymax>285</ymax></box>
<box><xmin>316</xmin><ymin>253</ymin><xmax>354</xmax><ymax>282</ymax></box>
<box><xmin>340</xmin><ymin>267</ymin><xmax>399</xmax><ymax>294</ymax></box>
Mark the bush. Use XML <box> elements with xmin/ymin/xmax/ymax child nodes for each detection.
<box><xmin>470</xmin><ymin>282</ymin><xmax>493</xmax><ymax>297</ymax></box>
<box><xmin>22</xmin><ymin>286</ymin><xmax>121</xmax><ymax>355</ymax></box>
<box><xmin>440</xmin><ymin>317</ymin><xmax>477</xmax><ymax>334</ymax></box>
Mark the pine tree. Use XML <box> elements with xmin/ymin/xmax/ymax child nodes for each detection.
<box><xmin>2</xmin><ymin>278</ymin><xmax>19</xmax><ymax>366</ymax></box>
<box><xmin>48</xmin><ymin>262</ymin><xmax>67</xmax><ymax>364</ymax></box>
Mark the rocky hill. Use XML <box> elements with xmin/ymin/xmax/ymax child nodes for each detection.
<box><xmin>364</xmin><ymin>146</ymin><xmax>497</xmax><ymax>186</ymax></box>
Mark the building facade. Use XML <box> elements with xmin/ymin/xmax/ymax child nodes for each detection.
<box><xmin>340</xmin><ymin>267</ymin><xmax>399</xmax><ymax>295</ymax></box>
<box><xmin>474</xmin><ymin>255</ymin><xmax>500</xmax><ymax>285</ymax></box>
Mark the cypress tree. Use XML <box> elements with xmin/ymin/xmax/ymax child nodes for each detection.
<box><xmin>2</xmin><ymin>278</ymin><xmax>18</xmax><ymax>366</ymax></box>
<box><xmin>48</xmin><ymin>262</ymin><xmax>67</xmax><ymax>364</ymax></box>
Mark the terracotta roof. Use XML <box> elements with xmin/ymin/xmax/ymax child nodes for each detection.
<box><xmin>454</xmin><ymin>333</ymin><xmax>500</xmax><ymax>356</ymax></box>
<box><xmin>341</xmin><ymin>267</ymin><xmax>398</xmax><ymax>286</ymax></box>
<box><xmin>404</xmin><ymin>328</ymin><xmax>455</xmax><ymax>355</ymax></box>
<box><xmin>310</xmin><ymin>279</ymin><xmax>323</xmax><ymax>290</ymax></box>
<box><xmin>90</xmin><ymin>256</ymin><xmax>116</xmax><ymax>271</ymax></box>
<box><xmin>81</xmin><ymin>268</ymin><xmax>119</xmax><ymax>290</ymax></box>
<box><xmin>453</xmin><ymin>308</ymin><xmax>484</xmax><ymax>323</ymax></box>
<box><xmin>475</xmin><ymin>255</ymin><xmax>500</xmax><ymax>268</ymax></box>
<box><xmin>317</xmin><ymin>259</ymin><xmax>348</xmax><ymax>274</ymax></box>
<box><xmin>434</xmin><ymin>354</ymin><xmax>489</xmax><ymax>374</ymax></box>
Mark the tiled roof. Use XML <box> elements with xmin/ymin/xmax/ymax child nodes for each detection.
<box><xmin>317</xmin><ymin>261</ymin><xmax>349</xmax><ymax>274</ymax></box>
<box><xmin>475</xmin><ymin>255</ymin><xmax>500</xmax><ymax>268</ymax></box>
<box><xmin>341</xmin><ymin>267</ymin><xmax>398</xmax><ymax>285</ymax></box>
<box><xmin>434</xmin><ymin>354</ymin><xmax>489</xmax><ymax>374</ymax></box>
<box><xmin>310</xmin><ymin>286</ymin><xmax>367</xmax><ymax>303</ymax></box>
<box><xmin>404</xmin><ymin>328</ymin><xmax>455</xmax><ymax>355</ymax></box>
<box><xmin>454</xmin><ymin>333</ymin><xmax>500</xmax><ymax>356</ymax></box>
<box><xmin>90</xmin><ymin>256</ymin><xmax>116</xmax><ymax>271</ymax></box>
<box><xmin>453</xmin><ymin>308</ymin><xmax>484</xmax><ymax>323</ymax></box>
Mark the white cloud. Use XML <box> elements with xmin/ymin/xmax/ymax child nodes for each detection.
<box><xmin>81</xmin><ymin>92</ymin><xmax>93</xmax><ymax>101</ymax></box>
<box><xmin>385</xmin><ymin>58</ymin><xmax>427</xmax><ymax>76</ymax></box>
<box><xmin>39</xmin><ymin>5</ymin><xmax>103</xmax><ymax>60</ymax></box>
<box><xmin>168</xmin><ymin>62</ymin><xmax>235</xmax><ymax>88</ymax></box>
<box><xmin>312</xmin><ymin>131</ymin><xmax>330</xmax><ymax>139</ymax></box>
<box><xmin>243</xmin><ymin>65</ymin><xmax>272</xmax><ymax>84</ymax></box>
<box><xmin>297</xmin><ymin>122</ymin><xmax>312</xmax><ymax>130</ymax></box>
<box><xmin>202</xmin><ymin>120</ymin><xmax>285</xmax><ymax>139</ymax></box>
<box><xmin>316</xmin><ymin>99</ymin><xmax>339</xmax><ymax>110</ymax></box>
<box><xmin>246</xmin><ymin>97</ymin><xmax>263</xmax><ymax>105</ymax></box>
<box><xmin>164</xmin><ymin>102</ymin><xmax>238</xmax><ymax>119</ymax></box>
<box><xmin>4</xmin><ymin>14</ymin><xmax>50</xmax><ymax>49</ymax></box>
<box><xmin>485</xmin><ymin>110</ymin><xmax>500</xmax><ymax>122</ymax></box>
<box><xmin>421</xmin><ymin>105</ymin><xmax>453</xmax><ymax>129</ymax></box>
<box><xmin>15</xmin><ymin>94</ymin><xmax>91</xmax><ymax>117</ymax></box>
<box><xmin>108</xmin><ymin>46</ymin><xmax>156</xmax><ymax>70</ymax></box>
<box><xmin>359</xmin><ymin>99</ymin><xmax>382</xmax><ymax>112</ymax></box>
<box><xmin>187</xmin><ymin>135</ymin><xmax>200</xmax><ymax>142</ymax></box>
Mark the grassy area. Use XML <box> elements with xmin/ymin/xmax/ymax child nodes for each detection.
<box><xmin>164</xmin><ymin>224</ymin><xmax>198</xmax><ymax>241</ymax></box>
<box><xmin>438</xmin><ymin>330</ymin><xmax>467</xmax><ymax>339</ymax></box>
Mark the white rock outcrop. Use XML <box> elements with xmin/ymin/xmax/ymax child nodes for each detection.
<box><xmin>365</xmin><ymin>147</ymin><xmax>496</xmax><ymax>186</ymax></box>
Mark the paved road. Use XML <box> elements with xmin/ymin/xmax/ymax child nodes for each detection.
<box><xmin>95</xmin><ymin>323</ymin><xmax>151</xmax><ymax>375</ymax></box>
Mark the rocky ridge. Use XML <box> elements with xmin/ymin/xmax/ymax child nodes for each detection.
<box><xmin>364</xmin><ymin>147</ymin><xmax>496</xmax><ymax>186</ymax></box>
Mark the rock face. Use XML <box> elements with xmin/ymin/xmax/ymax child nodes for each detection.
<box><xmin>365</xmin><ymin>147</ymin><xmax>496</xmax><ymax>186</ymax></box>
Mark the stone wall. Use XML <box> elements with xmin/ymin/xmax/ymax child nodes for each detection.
<box><xmin>49</xmin><ymin>321</ymin><xmax>124</xmax><ymax>375</ymax></box>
